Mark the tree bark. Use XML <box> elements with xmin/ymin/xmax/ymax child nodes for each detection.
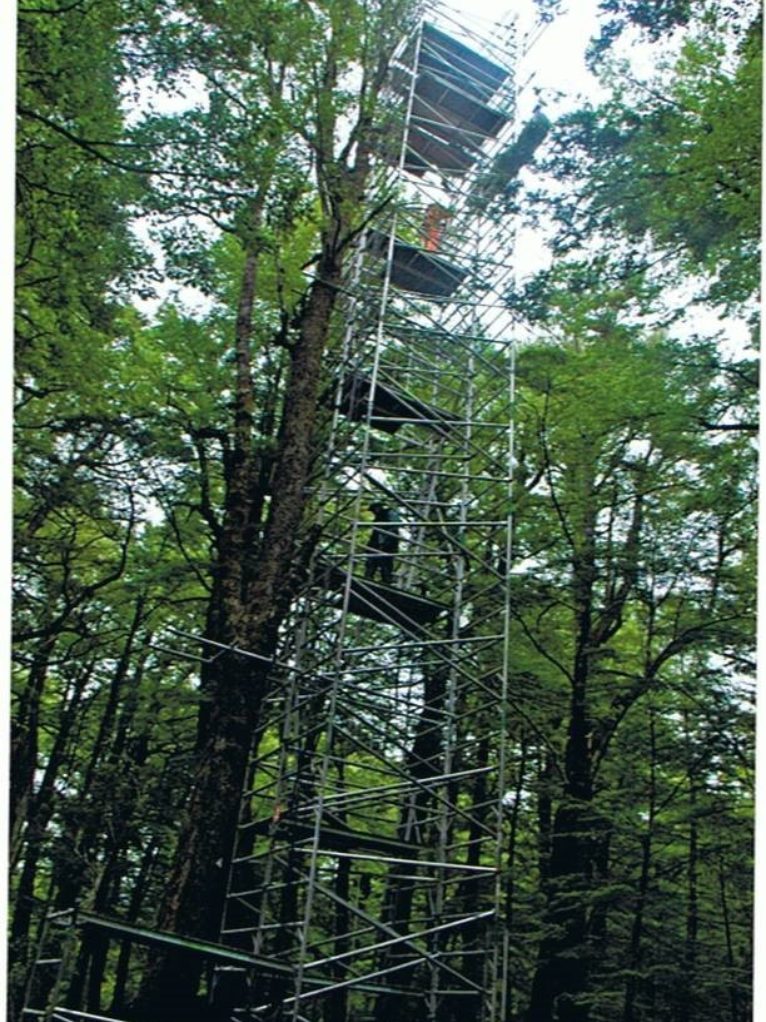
<box><xmin>504</xmin><ymin>737</ymin><xmax>529</xmax><ymax>1022</ymax></box>
<box><xmin>677</xmin><ymin>718</ymin><xmax>698</xmax><ymax>1022</ymax></box>
<box><xmin>9</xmin><ymin>663</ymin><xmax>93</xmax><ymax>1020</ymax></box>
<box><xmin>622</xmin><ymin>707</ymin><xmax>657</xmax><ymax>1022</ymax></box>
<box><xmin>527</xmin><ymin>465</ymin><xmax>598</xmax><ymax>1022</ymax></box>
<box><xmin>11</xmin><ymin>637</ymin><xmax>55</xmax><ymax>860</ymax></box>
<box><xmin>135</xmin><ymin>242</ymin><xmax>350</xmax><ymax>1015</ymax></box>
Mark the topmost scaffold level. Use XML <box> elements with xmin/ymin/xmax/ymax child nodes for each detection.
<box><xmin>391</xmin><ymin>21</ymin><xmax>511</xmax><ymax>179</ymax></box>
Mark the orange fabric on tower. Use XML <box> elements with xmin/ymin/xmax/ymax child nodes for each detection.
<box><xmin>421</xmin><ymin>204</ymin><xmax>451</xmax><ymax>251</ymax></box>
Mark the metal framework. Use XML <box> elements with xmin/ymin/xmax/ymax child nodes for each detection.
<box><xmin>21</xmin><ymin>5</ymin><xmax>543</xmax><ymax>1021</ymax></box>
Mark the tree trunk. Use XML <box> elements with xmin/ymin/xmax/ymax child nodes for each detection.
<box><xmin>65</xmin><ymin>715</ymin><xmax>152</xmax><ymax>1011</ymax></box>
<box><xmin>459</xmin><ymin>736</ymin><xmax>491</xmax><ymax>979</ymax></box>
<box><xmin>135</xmin><ymin>242</ymin><xmax>348</xmax><ymax>1015</ymax></box>
<box><xmin>110</xmin><ymin>839</ymin><xmax>161</xmax><ymax>1016</ymax></box>
<box><xmin>527</xmin><ymin>704</ymin><xmax>594</xmax><ymax>1022</ymax></box>
<box><xmin>622</xmin><ymin>707</ymin><xmax>657</xmax><ymax>1022</ymax></box>
<box><xmin>9</xmin><ymin>664</ymin><xmax>93</xmax><ymax>1020</ymax></box>
<box><xmin>53</xmin><ymin>604</ymin><xmax>146</xmax><ymax>915</ymax></box>
<box><xmin>718</xmin><ymin>858</ymin><xmax>741</xmax><ymax>1022</ymax></box>
<box><xmin>503</xmin><ymin>737</ymin><xmax>528</xmax><ymax>1022</ymax></box>
<box><xmin>537</xmin><ymin>750</ymin><xmax>554</xmax><ymax>889</ymax></box>
<box><xmin>11</xmin><ymin>637</ymin><xmax>55</xmax><ymax>861</ymax></box>
<box><xmin>435</xmin><ymin>734</ymin><xmax>491</xmax><ymax>1022</ymax></box>
<box><xmin>677</xmin><ymin>720</ymin><xmax>698</xmax><ymax>1022</ymax></box>
<box><xmin>527</xmin><ymin>464</ymin><xmax>599</xmax><ymax>1022</ymax></box>
<box><xmin>587</xmin><ymin>822</ymin><xmax>611</xmax><ymax>950</ymax></box>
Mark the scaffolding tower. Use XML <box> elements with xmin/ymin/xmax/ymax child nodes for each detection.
<box><xmin>21</xmin><ymin>6</ymin><xmax>542</xmax><ymax>1021</ymax></box>
<box><xmin>214</xmin><ymin>13</ymin><xmax>522</xmax><ymax>1021</ymax></box>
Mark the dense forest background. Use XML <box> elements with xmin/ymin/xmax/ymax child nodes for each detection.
<box><xmin>11</xmin><ymin>0</ymin><xmax>759</xmax><ymax>1020</ymax></box>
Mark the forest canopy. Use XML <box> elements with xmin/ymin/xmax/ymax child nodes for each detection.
<box><xmin>11</xmin><ymin>1</ymin><xmax>758</xmax><ymax>1021</ymax></box>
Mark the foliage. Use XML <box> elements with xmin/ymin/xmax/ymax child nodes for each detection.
<box><xmin>519</xmin><ymin>0</ymin><xmax>760</xmax><ymax>317</ymax></box>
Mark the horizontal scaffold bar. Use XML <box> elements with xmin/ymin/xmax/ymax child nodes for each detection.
<box><xmin>295</xmin><ymin>765</ymin><xmax>493</xmax><ymax>810</ymax></box>
<box><xmin>292</xmin><ymin>847</ymin><xmax>496</xmax><ymax>873</ymax></box>
<box><xmin>49</xmin><ymin>910</ymin><xmax>292</xmax><ymax>975</ymax></box>
<box><xmin>238</xmin><ymin>817</ymin><xmax>419</xmax><ymax>859</ymax></box>
<box><xmin>304</xmin><ymin>909</ymin><xmax>495</xmax><ymax>971</ymax></box>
